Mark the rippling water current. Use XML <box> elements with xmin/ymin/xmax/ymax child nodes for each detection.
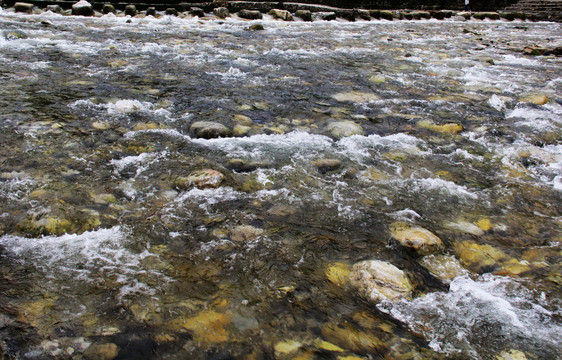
<box><xmin>0</xmin><ymin>9</ymin><xmax>561</xmax><ymax>360</ymax></box>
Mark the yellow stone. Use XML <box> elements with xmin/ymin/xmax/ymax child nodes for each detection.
<box><xmin>92</xmin><ymin>121</ymin><xmax>111</xmax><ymax>130</ymax></box>
<box><xmin>274</xmin><ymin>340</ymin><xmax>302</xmax><ymax>356</ymax></box>
<box><xmin>179</xmin><ymin>310</ymin><xmax>231</xmax><ymax>344</ymax></box>
<box><xmin>418</xmin><ymin>120</ymin><xmax>463</xmax><ymax>134</ymax></box>
<box><xmin>455</xmin><ymin>241</ymin><xmax>508</xmax><ymax>270</ymax></box>
<box><xmin>496</xmin><ymin>349</ymin><xmax>528</xmax><ymax>360</ymax></box>
<box><xmin>326</xmin><ymin>263</ymin><xmax>351</xmax><ymax>286</ymax></box>
<box><xmin>521</xmin><ymin>95</ymin><xmax>548</xmax><ymax>105</ymax></box>
<box><xmin>475</xmin><ymin>218</ymin><xmax>492</xmax><ymax>231</ymax></box>
<box><xmin>338</xmin><ymin>356</ymin><xmax>365</xmax><ymax>360</ymax></box>
<box><xmin>233</xmin><ymin>114</ymin><xmax>253</xmax><ymax>125</ymax></box>
<box><xmin>132</xmin><ymin>122</ymin><xmax>162</xmax><ymax>131</ymax></box>
<box><xmin>314</xmin><ymin>339</ymin><xmax>345</xmax><ymax>352</ymax></box>
<box><xmin>496</xmin><ymin>260</ymin><xmax>531</xmax><ymax>276</ymax></box>
<box><xmin>83</xmin><ymin>343</ymin><xmax>119</xmax><ymax>360</ymax></box>
<box><xmin>154</xmin><ymin>333</ymin><xmax>176</xmax><ymax>344</ymax></box>
<box><xmin>391</xmin><ymin>223</ymin><xmax>443</xmax><ymax>254</ymax></box>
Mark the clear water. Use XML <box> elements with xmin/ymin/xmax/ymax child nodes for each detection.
<box><xmin>0</xmin><ymin>9</ymin><xmax>561</xmax><ymax>360</ymax></box>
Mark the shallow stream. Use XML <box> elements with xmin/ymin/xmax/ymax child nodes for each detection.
<box><xmin>0</xmin><ymin>9</ymin><xmax>561</xmax><ymax>360</ymax></box>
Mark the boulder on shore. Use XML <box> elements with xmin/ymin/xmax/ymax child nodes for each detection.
<box><xmin>269</xmin><ymin>9</ymin><xmax>293</xmax><ymax>21</ymax></box>
<box><xmin>71</xmin><ymin>0</ymin><xmax>94</xmax><ymax>16</ymax></box>
<box><xmin>214</xmin><ymin>7</ymin><xmax>230</xmax><ymax>19</ymax></box>
<box><xmin>295</xmin><ymin>9</ymin><xmax>312</xmax><ymax>21</ymax></box>
<box><xmin>238</xmin><ymin>9</ymin><xmax>263</xmax><ymax>20</ymax></box>
<box><xmin>14</xmin><ymin>2</ymin><xmax>34</xmax><ymax>13</ymax></box>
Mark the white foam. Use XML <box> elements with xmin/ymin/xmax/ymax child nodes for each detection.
<box><xmin>379</xmin><ymin>274</ymin><xmax>562</xmax><ymax>358</ymax></box>
<box><xmin>488</xmin><ymin>95</ymin><xmax>507</xmax><ymax>112</ymax></box>
<box><xmin>0</xmin><ymin>227</ymin><xmax>167</xmax><ymax>297</ymax></box>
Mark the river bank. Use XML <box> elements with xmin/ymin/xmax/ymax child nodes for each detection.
<box><xmin>3</xmin><ymin>0</ymin><xmax>558</xmax><ymax>22</ymax></box>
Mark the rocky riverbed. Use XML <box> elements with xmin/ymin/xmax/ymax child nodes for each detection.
<box><xmin>0</xmin><ymin>6</ymin><xmax>561</xmax><ymax>360</ymax></box>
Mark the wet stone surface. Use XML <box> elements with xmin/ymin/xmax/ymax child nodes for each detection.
<box><xmin>0</xmin><ymin>8</ymin><xmax>561</xmax><ymax>360</ymax></box>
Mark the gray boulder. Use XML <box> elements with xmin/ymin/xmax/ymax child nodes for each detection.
<box><xmin>14</xmin><ymin>2</ymin><xmax>34</xmax><ymax>13</ymax></box>
<box><xmin>146</xmin><ymin>7</ymin><xmax>156</xmax><ymax>16</ymax></box>
<box><xmin>190</xmin><ymin>121</ymin><xmax>231</xmax><ymax>139</ymax></box>
<box><xmin>269</xmin><ymin>9</ymin><xmax>293</xmax><ymax>21</ymax></box>
<box><xmin>125</xmin><ymin>5</ymin><xmax>136</xmax><ymax>16</ymax></box>
<box><xmin>295</xmin><ymin>10</ymin><xmax>312</xmax><ymax>21</ymax></box>
<box><xmin>239</xmin><ymin>9</ymin><xmax>263</xmax><ymax>20</ymax></box>
<box><xmin>316</xmin><ymin>12</ymin><xmax>336</xmax><ymax>21</ymax></box>
<box><xmin>71</xmin><ymin>1</ymin><xmax>94</xmax><ymax>16</ymax></box>
<box><xmin>189</xmin><ymin>7</ymin><xmax>205</xmax><ymax>17</ymax></box>
<box><xmin>46</xmin><ymin>4</ymin><xmax>62</xmax><ymax>13</ymax></box>
<box><xmin>102</xmin><ymin>4</ymin><xmax>115</xmax><ymax>14</ymax></box>
<box><xmin>165</xmin><ymin>8</ymin><xmax>178</xmax><ymax>16</ymax></box>
<box><xmin>213</xmin><ymin>7</ymin><xmax>230</xmax><ymax>19</ymax></box>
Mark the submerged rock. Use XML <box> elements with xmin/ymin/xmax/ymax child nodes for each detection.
<box><xmin>190</xmin><ymin>121</ymin><xmax>231</xmax><ymax>139</ymax></box>
<box><xmin>418</xmin><ymin>120</ymin><xmax>463</xmax><ymax>134</ymax></box>
<box><xmin>274</xmin><ymin>340</ymin><xmax>302</xmax><ymax>357</ymax></box>
<box><xmin>496</xmin><ymin>349</ymin><xmax>529</xmax><ymax>360</ymax></box>
<box><xmin>83</xmin><ymin>343</ymin><xmax>119</xmax><ymax>360</ymax></box>
<box><xmin>175</xmin><ymin>169</ymin><xmax>224</xmax><ymax>189</ymax></box>
<box><xmin>391</xmin><ymin>224</ymin><xmax>444</xmax><ymax>254</ymax></box>
<box><xmin>230</xmin><ymin>225</ymin><xmax>264</xmax><ymax>242</ymax></box>
<box><xmin>313</xmin><ymin>159</ymin><xmax>342</xmax><ymax>173</ymax></box>
<box><xmin>176</xmin><ymin>310</ymin><xmax>231</xmax><ymax>344</ymax></box>
<box><xmin>348</xmin><ymin>260</ymin><xmax>413</xmax><ymax>302</ymax></box>
<box><xmin>419</xmin><ymin>255</ymin><xmax>469</xmax><ymax>284</ymax></box>
<box><xmin>326</xmin><ymin>121</ymin><xmax>364</xmax><ymax>138</ymax></box>
<box><xmin>332</xmin><ymin>91</ymin><xmax>379</xmax><ymax>103</ymax></box>
<box><xmin>71</xmin><ymin>1</ymin><xmax>93</xmax><ymax>16</ymax></box>
<box><xmin>269</xmin><ymin>9</ymin><xmax>293</xmax><ymax>21</ymax></box>
<box><xmin>321</xmin><ymin>322</ymin><xmax>388</xmax><ymax>354</ymax></box>
<box><xmin>326</xmin><ymin>262</ymin><xmax>351</xmax><ymax>287</ymax></box>
<box><xmin>454</xmin><ymin>241</ymin><xmax>508</xmax><ymax>272</ymax></box>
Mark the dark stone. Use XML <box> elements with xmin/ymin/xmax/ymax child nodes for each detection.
<box><xmin>125</xmin><ymin>4</ymin><xmax>137</xmax><ymax>16</ymax></box>
<box><xmin>146</xmin><ymin>7</ymin><xmax>156</xmax><ymax>16</ymax></box>
<box><xmin>317</xmin><ymin>12</ymin><xmax>336</xmax><ymax>21</ymax></box>
<box><xmin>369</xmin><ymin>10</ymin><xmax>380</xmax><ymax>19</ymax></box>
<box><xmin>356</xmin><ymin>9</ymin><xmax>370</xmax><ymax>20</ymax></box>
<box><xmin>102</xmin><ymin>4</ymin><xmax>115</xmax><ymax>14</ymax></box>
<box><xmin>379</xmin><ymin>10</ymin><xmax>394</xmax><ymax>20</ymax></box>
<box><xmin>165</xmin><ymin>8</ymin><xmax>178</xmax><ymax>16</ymax></box>
<box><xmin>213</xmin><ymin>7</ymin><xmax>230</xmax><ymax>19</ymax></box>
<box><xmin>295</xmin><ymin>9</ymin><xmax>312</xmax><ymax>21</ymax></box>
<box><xmin>189</xmin><ymin>7</ymin><xmax>205</xmax><ymax>17</ymax></box>
<box><xmin>71</xmin><ymin>1</ymin><xmax>93</xmax><ymax>16</ymax></box>
<box><xmin>46</xmin><ymin>4</ymin><xmax>62</xmax><ymax>13</ymax></box>
<box><xmin>238</xmin><ymin>9</ymin><xmax>263</xmax><ymax>20</ymax></box>
<box><xmin>248</xmin><ymin>23</ymin><xmax>265</xmax><ymax>31</ymax></box>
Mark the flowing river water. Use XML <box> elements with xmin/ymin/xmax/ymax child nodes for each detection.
<box><xmin>0</xmin><ymin>8</ymin><xmax>561</xmax><ymax>360</ymax></box>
